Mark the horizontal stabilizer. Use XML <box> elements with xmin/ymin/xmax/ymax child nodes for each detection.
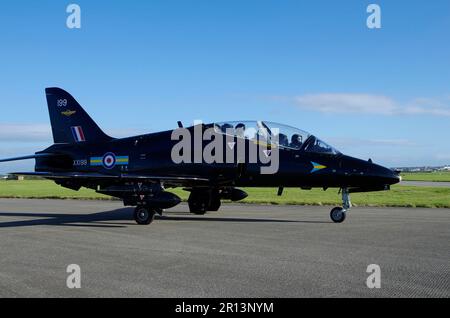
<box><xmin>0</xmin><ymin>153</ymin><xmax>57</xmax><ymax>163</ymax></box>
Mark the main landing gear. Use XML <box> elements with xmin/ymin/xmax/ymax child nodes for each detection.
<box><xmin>186</xmin><ymin>188</ymin><xmax>247</xmax><ymax>215</ymax></box>
<box><xmin>188</xmin><ymin>191</ymin><xmax>210</xmax><ymax>215</ymax></box>
<box><xmin>188</xmin><ymin>190</ymin><xmax>221</xmax><ymax>215</ymax></box>
<box><xmin>330</xmin><ymin>188</ymin><xmax>351</xmax><ymax>223</ymax></box>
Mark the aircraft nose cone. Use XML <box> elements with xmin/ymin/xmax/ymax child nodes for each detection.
<box><xmin>340</xmin><ymin>155</ymin><xmax>401</xmax><ymax>186</ymax></box>
<box><xmin>378</xmin><ymin>165</ymin><xmax>401</xmax><ymax>185</ymax></box>
<box><xmin>390</xmin><ymin>169</ymin><xmax>402</xmax><ymax>185</ymax></box>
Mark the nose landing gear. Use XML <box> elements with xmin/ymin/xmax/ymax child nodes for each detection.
<box><xmin>330</xmin><ymin>188</ymin><xmax>351</xmax><ymax>223</ymax></box>
<box><xmin>330</xmin><ymin>207</ymin><xmax>346</xmax><ymax>223</ymax></box>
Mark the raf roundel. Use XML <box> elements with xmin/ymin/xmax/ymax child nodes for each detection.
<box><xmin>102</xmin><ymin>153</ymin><xmax>116</xmax><ymax>169</ymax></box>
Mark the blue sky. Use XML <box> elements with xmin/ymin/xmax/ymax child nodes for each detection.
<box><xmin>0</xmin><ymin>0</ymin><xmax>449</xmax><ymax>173</ymax></box>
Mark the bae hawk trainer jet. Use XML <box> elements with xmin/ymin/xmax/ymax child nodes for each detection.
<box><xmin>0</xmin><ymin>88</ymin><xmax>401</xmax><ymax>224</ymax></box>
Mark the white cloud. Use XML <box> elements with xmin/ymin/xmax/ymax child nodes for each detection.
<box><xmin>328</xmin><ymin>137</ymin><xmax>417</xmax><ymax>148</ymax></box>
<box><xmin>107</xmin><ymin>128</ymin><xmax>148</xmax><ymax>138</ymax></box>
<box><xmin>0</xmin><ymin>124</ymin><xmax>52</xmax><ymax>142</ymax></box>
<box><xmin>436</xmin><ymin>154</ymin><xmax>450</xmax><ymax>161</ymax></box>
<box><xmin>293</xmin><ymin>93</ymin><xmax>450</xmax><ymax>116</ymax></box>
<box><xmin>0</xmin><ymin>124</ymin><xmax>147</xmax><ymax>142</ymax></box>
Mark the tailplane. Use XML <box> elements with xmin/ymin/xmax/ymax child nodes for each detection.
<box><xmin>45</xmin><ymin>87</ymin><xmax>113</xmax><ymax>144</ymax></box>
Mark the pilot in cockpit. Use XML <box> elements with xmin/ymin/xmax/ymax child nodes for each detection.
<box><xmin>290</xmin><ymin>134</ymin><xmax>303</xmax><ymax>149</ymax></box>
<box><xmin>278</xmin><ymin>133</ymin><xmax>289</xmax><ymax>147</ymax></box>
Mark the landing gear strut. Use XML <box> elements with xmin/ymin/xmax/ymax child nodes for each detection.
<box><xmin>134</xmin><ymin>206</ymin><xmax>156</xmax><ymax>225</ymax></box>
<box><xmin>330</xmin><ymin>188</ymin><xmax>351</xmax><ymax>223</ymax></box>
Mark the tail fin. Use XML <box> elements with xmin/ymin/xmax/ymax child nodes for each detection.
<box><xmin>45</xmin><ymin>87</ymin><xmax>113</xmax><ymax>144</ymax></box>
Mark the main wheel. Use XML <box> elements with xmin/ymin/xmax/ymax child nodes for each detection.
<box><xmin>330</xmin><ymin>207</ymin><xmax>346</xmax><ymax>223</ymax></box>
<box><xmin>188</xmin><ymin>192</ymin><xmax>209</xmax><ymax>215</ymax></box>
<box><xmin>134</xmin><ymin>206</ymin><xmax>156</xmax><ymax>225</ymax></box>
<box><xmin>188</xmin><ymin>200</ymin><xmax>208</xmax><ymax>215</ymax></box>
<box><xmin>208</xmin><ymin>196</ymin><xmax>221</xmax><ymax>211</ymax></box>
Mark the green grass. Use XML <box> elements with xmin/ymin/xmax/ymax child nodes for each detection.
<box><xmin>401</xmin><ymin>171</ymin><xmax>450</xmax><ymax>182</ymax></box>
<box><xmin>0</xmin><ymin>180</ymin><xmax>111</xmax><ymax>200</ymax></box>
<box><xmin>239</xmin><ymin>187</ymin><xmax>450</xmax><ymax>208</ymax></box>
<box><xmin>0</xmin><ymin>180</ymin><xmax>449</xmax><ymax>208</ymax></box>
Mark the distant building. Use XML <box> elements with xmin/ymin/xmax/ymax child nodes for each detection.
<box><xmin>1</xmin><ymin>175</ymin><xmax>19</xmax><ymax>180</ymax></box>
<box><xmin>392</xmin><ymin>166</ymin><xmax>450</xmax><ymax>172</ymax></box>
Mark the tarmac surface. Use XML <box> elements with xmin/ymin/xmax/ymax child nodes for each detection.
<box><xmin>401</xmin><ymin>180</ymin><xmax>450</xmax><ymax>187</ymax></box>
<box><xmin>0</xmin><ymin>199</ymin><xmax>448</xmax><ymax>298</ymax></box>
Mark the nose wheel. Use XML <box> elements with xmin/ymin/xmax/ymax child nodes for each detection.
<box><xmin>330</xmin><ymin>207</ymin><xmax>346</xmax><ymax>223</ymax></box>
<box><xmin>134</xmin><ymin>206</ymin><xmax>156</xmax><ymax>225</ymax></box>
<box><xmin>330</xmin><ymin>188</ymin><xmax>351</xmax><ymax>223</ymax></box>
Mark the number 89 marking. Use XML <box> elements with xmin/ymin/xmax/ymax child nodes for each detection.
<box><xmin>57</xmin><ymin>99</ymin><xmax>68</xmax><ymax>107</ymax></box>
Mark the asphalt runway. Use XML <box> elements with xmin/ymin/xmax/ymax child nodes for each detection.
<box><xmin>0</xmin><ymin>199</ymin><xmax>448</xmax><ymax>298</ymax></box>
<box><xmin>401</xmin><ymin>180</ymin><xmax>450</xmax><ymax>187</ymax></box>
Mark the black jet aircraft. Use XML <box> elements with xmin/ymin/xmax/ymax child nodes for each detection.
<box><xmin>0</xmin><ymin>88</ymin><xmax>401</xmax><ymax>224</ymax></box>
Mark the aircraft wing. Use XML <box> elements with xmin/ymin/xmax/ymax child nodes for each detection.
<box><xmin>10</xmin><ymin>171</ymin><xmax>211</xmax><ymax>186</ymax></box>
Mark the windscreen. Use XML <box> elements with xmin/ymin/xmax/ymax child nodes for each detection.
<box><xmin>303</xmin><ymin>137</ymin><xmax>340</xmax><ymax>155</ymax></box>
<box><xmin>213</xmin><ymin>121</ymin><xmax>341</xmax><ymax>154</ymax></box>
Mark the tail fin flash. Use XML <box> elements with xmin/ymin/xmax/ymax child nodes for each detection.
<box><xmin>45</xmin><ymin>87</ymin><xmax>113</xmax><ymax>144</ymax></box>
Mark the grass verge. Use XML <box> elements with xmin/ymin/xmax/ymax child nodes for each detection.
<box><xmin>0</xmin><ymin>180</ymin><xmax>449</xmax><ymax>208</ymax></box>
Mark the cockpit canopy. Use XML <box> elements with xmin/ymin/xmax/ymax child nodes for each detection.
<box><xmin>213</xmin><ymin>121</ymin><xmax>340</xmax><ymax>155</ymax></box>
